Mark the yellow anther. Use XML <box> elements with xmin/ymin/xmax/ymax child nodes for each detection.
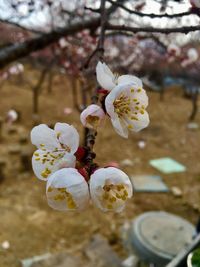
<box><xmin>34</xmin><ymin>152</ymin><xmax>39</xmax><ymax>156</ymax></box>
<box><xmin>40</xmin><ymin>144</ymin><xmax>45</xmax><ymax>147</ymax></box>
<box><xmin>47</xmin><ymin>187</ymin><xmax>53</xmax><ymax>192</ymax></box>
<box><xmin>109</xmin><ymin>197</ymin><xmax>117</xmax><ymax>203</ymax></box>
<box><xmin>140</xmin><ymin>110</ymin><xmax>145</xmax><ymax>115</ymax></box>
<box><xmin>54</xmin><ymin>194</ymin><xmax>65</xmax><ymax>201</ymax></box>
<box><xmin>131</xmin><ymin>116</ymin><xmax>138</xmax><ymax>121</ymax></box>
<box><xmin>124</xmin><ymin>190</ymin><xmax>128</xmax><ymax>196</ymax></box>
<box><xmin>121</xmin><ymin>195</ymin><xmax>127</xmax><ymax>201</ymax></box>
<box><xmin>116</xmin><ymin>193</ymin><xmax>122</xmax><ymax>199</ymax></box>
<box><xmin>58</xmin><ymin>188</ymin><xmax>66</xmax><ymax>193</ymax></box>
<box><xmin>133</xmin><ymin>98</ymin><xmax>138</xmax><ymax>102</ymax></box>
<box><xmin>107</xmin><ymin>204</ymin><xmax>113</xmax><ymax>209</ymax></box>
<box><xmin>128</xmin><ymin>124</ymin><xmax>133</xmax><ymax>129</ymax></box>
<box><xmin>137</xmin><ymin>88</ymin><xmax>142</xmax><ymax>92</ymax></box>
<box><xmin>131</xmin><ymin>88</ymin><xmax>134</xmax><ymax>93</ymax></box>
<box><xmin>35</xmin><ymin>157</ymin><xmax>40</xmax><ymax>161</ymax></box>
<box><xmin>57</xmin><ymin>132</ymin><xmax>61</xmax><ymax>138</ymax></box>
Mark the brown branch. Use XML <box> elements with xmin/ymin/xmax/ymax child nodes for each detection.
<box><xmin>107</xmin><ymin>0</ymin><xmax>195</xmax><ymax>18</ymax></box>
<box><xmin>0</xmin><ymin>18</ymin><xmax>44</xmax><ymax>34</ymax></box>
<box><xmin>84</xmin><ymin>0</ymin><xmax>106</xmax><ymax>172</ymax></box>
<box><xmin>106</xmin><ymin>23</ymin><xmax>200</xmax><ymax>34</ymax></box>
<box><xmin>0</xmin><ymin>17</ymin><xmax>101</xmax><ymax>69</ymax></box>
<box><xmin>84</xmin><ymin>6</ymin><xmax>100</xmax><ymax>13</ymax></box>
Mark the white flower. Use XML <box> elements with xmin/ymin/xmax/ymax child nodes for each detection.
<box><xmin>80</xmin><ymin>104</ymin><xmax>105</xmax><ymax>129</ymax></box>
<box><xmin>187</xmin><ymin>48</ymin><xmax>198</xmax><ymax>62</ymax></box>
<box><xmin>96</xmin><ymin>61</ymin><xmax>142</xmax><ymax>91</ymax></box>
<box><xmin>90</xmin><ymin>167</ymin><xmax>133</xmax><ymax>212</ymax></box>
<box><xmin>31</xmin><ymin>123</ymin><xmax>79</xmax><ymax>181</ymax></box>
<box><xmin>46</xmin><ymin>168</ymin><xmax>90</xmax><ymax>211</ymax></box>
<box><xmin>105</xmin><ymin>82</ymin><xmax>149</xmax><ymax>138</ymax></box>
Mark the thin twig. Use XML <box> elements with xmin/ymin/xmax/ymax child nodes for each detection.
<box><xmin>84</xmin><ymin>0</ymin><xmax>106</xmax><ymax>172</ymax></box>
<box><xmin>107</xmin><ymin>0</ymin><xmax>195</xmax><ymax>18</ymax></box>
<box><xmin>106</xmin><ymin>23</ymin><xmax>200</xmax><ymax>34</ymax></box>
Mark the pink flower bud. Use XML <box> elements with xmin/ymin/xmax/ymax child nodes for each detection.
<box><xmin>80</xmin><ymin>104</ymin><xmax>105</xmax><ymax>129</ymax></box>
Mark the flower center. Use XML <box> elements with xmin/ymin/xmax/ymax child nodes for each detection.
<box><xmin>113</xmin><ymin>88</ymin><xmax>146</xmax><ymax>129</ymax></box>
<box><xmin>86</xmin><ymin>115</ymin><xmax>100</xmax><ymax>128</ymax></box>
<box><xmin>113</xmin><ymin>94</ymin><xmax>131</xmax><ymax>118</ymax></box>
<box><xmin>102</xmin><ymin>183</ymin><xmax>128</xmax><ymax>209</ymax></box>
<box><xmin>48</xmin><ymin>187</ymin><xmax>77</xmax><ymax>209</ymax></box>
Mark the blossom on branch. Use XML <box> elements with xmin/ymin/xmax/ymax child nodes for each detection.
<box><xmin>46</xmin><ymin>168</ymin><xmax>90</xmax><ymax>211</ymax></box>
<box><xmin>105</xmin><ymin>81</ymin><xmax>149</xmax><ymax>138</ymax></box>
<box><xmin>31</xmin><ymin>123</ymin><xmax>79</xmax><ymax>181</ymax></box>
<box><xmin>90</xmin><ymin>167</ymin><xmax>133</xmax><ymax>212</ymax></box>
<box><xmin>80</xmin><ymin>104</ymin><xmax>105</xmax><ymax>129</ymax></box>
<box><xmin>96</xmin><ymin>61</ymin><xmax>142</xmax><ymax>91</ymax></box>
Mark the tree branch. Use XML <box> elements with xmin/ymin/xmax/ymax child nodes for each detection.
<box><xmin>107</xmin><ymin>0</ymin><xmax>195</xmax><ymax>18</ymax></box>
<box><xmin>0</xmin><ymin>18</ymin><xmax>100</xmax><ymax>69</ymax></box>
<box><xmin>106</xmin><ymin>23</ymin><xmax>200</xmax><ymax>34</ymax></box>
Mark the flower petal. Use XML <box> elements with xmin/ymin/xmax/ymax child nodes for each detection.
<box><xmin>32</xmin><ymin>149</ymin><xmax>76</xmax><ymax>181</ymax></box>
<box><xmin>31</xmin><ymin>124</ymin><xmax>60</xmax><ymax>150</ymax></box>
<box><xmin>54</xmin><ymin>123</ymin><xmax>79</xmax><ymax>154</ymax></box>
<box><xmin>118</xmin><ymin>75</ymin><xmax>143</xmax><ymax>88</ymax></box>
<box><xmin>46</xmin><ymin>168</ymin><xmax>90</xmax><ymax>211</ymax></box>
<box><xmin>90</xmin><ymin>167</ymin><xmax>133</xmax><ymax>212</ymax></box>
<box><xmin>96</xmin><ymin>61</ymin><xmax>116</xmax><ymax>91</ymax></box>
<box><xmin>129</xmin><ymin>110</ymin><xmax>150</xmax><ymax>132</ymax></box>
<box><xmin>111</xmin><ymin>116</ymin><xmax>129</xmax><ymax>138</ymax></box>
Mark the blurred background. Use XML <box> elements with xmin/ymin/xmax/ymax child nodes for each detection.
<box><xmin>0</xmin><ymin>0</ymin><xmax>200</xmax><ymax>266</ymax></box>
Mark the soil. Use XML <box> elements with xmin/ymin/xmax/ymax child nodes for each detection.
<box><xmin>0</xmin><ymin>69</ymin><xmax>199</xmax><ymax>266</ymax></box>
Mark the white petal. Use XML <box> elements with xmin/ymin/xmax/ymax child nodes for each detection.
<box><xmin>46</xmin><ymin>168</ymin><xmax>90</xmax><ymax>211</ymax></box>
<box><xmin>130</xmin><ymin>111</ymin><xmax>150</xmax><ymax>132</ymax></box>
<box><xmin>54</xmin><ymin>123</ymin><xmax>79</xmax><ymax>154</ymax></box>
<box><xmin>96</xmin><ymin>61</ymin><xmax>116</xmax><ymax>91</ymax></box>
<box><xmin>90</xmin><ymin>167</ymin><xmax>133</xmax><ymax>212</ymax></box>
<box><xmin>118</xmin><ymin>75</ymin><xmax>143</xmax><ymax>88</ymax></box>
<box><xmin>111</xmin><ymin>116</ymin><xmax>129</xmax><ymax>138</ymax></box>
<box><xmin>32</xmin><ymin>149</ymin><xmax>76</xmax><ymax>181</ymax></box>
<box><xmin>31</xmin><ymin>124</ymin><xmax>60</xmax><ymax>150</ymax></box>
<box><xmin>133</xmin><ymin>88</ymin><xmax>148</xmax><ymax>108</ymax></box>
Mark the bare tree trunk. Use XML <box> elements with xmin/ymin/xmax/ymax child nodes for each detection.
<box><xmin>189</xmin><ymin>91</ymin><xmax>198</xmax><ymax>121</ymax></box>
<box><xmin>47</xmin><ymin>70</ymin><xmax>54</xmax><ymax>94</ymax></box>
<box><xmin>33</xmin><ymin>67</ymin><xmax>49</xmax><ymax>115</ymax></box>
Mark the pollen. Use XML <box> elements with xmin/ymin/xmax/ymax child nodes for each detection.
<box><xmin>41</xmin><ymin>168</ymin><xmax>51</xmax><ymax>178</ymax></box>
<box><xmin>102</xmin><ymin>183</ymin><xmax>128</xmax><ymax>210</ymax></box>
<box><xmin>47</xmin><ymin>186</ymin><xmax>53</xmax><ymax>192</ymax></box>
<box><xmin>53</xmin><ymin>187</ymin><xmax>77</xmax><ymax>209</ymax></box>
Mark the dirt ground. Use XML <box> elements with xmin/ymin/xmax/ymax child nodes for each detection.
<box><xmin>0</xmin><ymin>69</ymin><xmax>200</xmax><ymax>266</ymax></box>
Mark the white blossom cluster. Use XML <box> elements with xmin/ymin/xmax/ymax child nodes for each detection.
<box><xmin>31</xmin><ymin>62</ymin><xmax>150</xmax><ymax>213</ymax></box>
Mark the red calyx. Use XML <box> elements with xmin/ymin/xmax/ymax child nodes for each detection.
<box><xmin>97</xmin><ymin>88</ymin><xmax>109</xmax><ymax>95</ymax></box>
<box><xmin>75</xmin><ymin>147</ymin><xmax>87</xmax><ymax>161</ymax></box>
<box><xmin>78</xmin><ymin>167</ymin><xmax>89</xmax><ymax>182</ymax></box>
